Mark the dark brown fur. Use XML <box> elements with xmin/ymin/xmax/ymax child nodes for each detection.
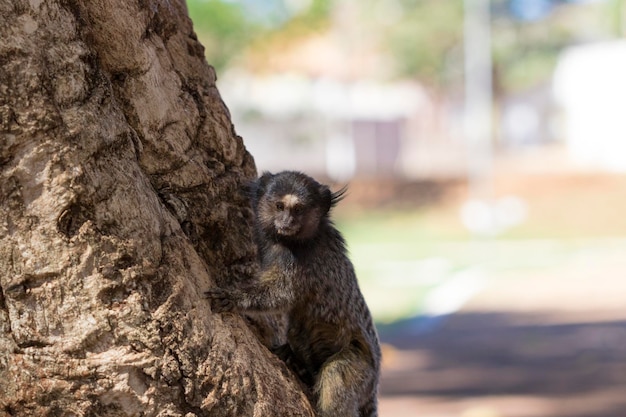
<box><xmin>206</xmin><ymin>171</ymin><xmax>380</xmax><ymax>417</ymax></box>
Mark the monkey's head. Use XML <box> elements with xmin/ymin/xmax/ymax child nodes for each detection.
<box><xmin>251</xmin><ymin>171</ymin><xmax>346</xmax><ymax>243</ymax></box>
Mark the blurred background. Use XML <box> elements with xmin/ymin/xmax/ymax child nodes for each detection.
<box><xmin>188</xmin><ymin>1</ymin><xmax>626</xmax><ymax>416</ymax></box>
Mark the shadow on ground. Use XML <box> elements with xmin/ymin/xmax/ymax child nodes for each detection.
<box><xmin>378</xmin><ymin>312</ymin><xmax>626</xmax><ymax>417</ymax></box>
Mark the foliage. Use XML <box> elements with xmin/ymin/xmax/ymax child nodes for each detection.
<box><xmin>187</xmin><ymin>0</ymin><xmax>332</xmax><ymax>72</ymax></box>
<box><xmin>366</xmin><ymin>0</ymin><xmax>464</xmax><ymax>86</ymax></box>
<box><xmin>187</xmin><ymin>0</ymin><xmax>621</xmax><ymax>90</ymax></box>
<box><xmin>491</xmin><ymin>1</ymin><xmax>616</xmax><ymax>92</ymax></box>
<box><xmin>187</xmin><ymin>0</ymin><xmax>259</xmax><ymax>71</ymax></box>
<box><xmin>365</xmin><ymin>0</ymin><xmax>620</xmax><ymax>90</ymax></box>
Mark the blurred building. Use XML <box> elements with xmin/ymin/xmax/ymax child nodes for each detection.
<box><xmin>216</xmin><ymin>11</ymin><xmax>470</xmax><ymax>182</ymax></box>
<box><xmin>553</xmin><ymin>39</ymin><xmax>626</xmax><ymax>172</ymax></box>
<box><xmin>218</xmin><ymin>33</ymin><xmax>626</xmax><ymax>181</ymax></box>
<box><xmin>220</xmin><ymin>71</ymin><xmax>468</xmax><ymax>181</ymax></box>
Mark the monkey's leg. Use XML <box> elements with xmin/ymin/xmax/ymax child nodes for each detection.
<box><xmin>272</xmin><ymin>344</ymin><xmax>311</xmax><ymax>382</ymax></box>
<box><xmin>358</xmin><ymin>390</ymin><xmax>378</xmax><ymax>417</ymax></box>
<box><xmin>313</xmin><ymin>345</ymin><xmax>376</xmax><ymax>417</ymax></box>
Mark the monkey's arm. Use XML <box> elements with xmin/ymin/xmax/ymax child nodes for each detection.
<box><xmin>205</xmin><ymin>264</ymin><xmax>295</xmax><ymax>313</ymax></box>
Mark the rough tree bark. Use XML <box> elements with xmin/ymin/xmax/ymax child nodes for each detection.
<box><xmin>0</xmin><ymin>1</ymin><xmax>313</xmax><ymax>416</ymax></box>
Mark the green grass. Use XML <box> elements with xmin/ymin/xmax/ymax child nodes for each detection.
<box><xmin>335</xmin><ymin>208</ymin><xmax>469</xmax><ymax>323</ymax></box>
<box><xmin>334</xmin><ymin>205</ymin><xmax>626</xmax><ymax>324</ymax></box>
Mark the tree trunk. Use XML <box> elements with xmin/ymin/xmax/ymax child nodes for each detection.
<box><xmin>0</xmin><ymin>1</ymin><xmax>313</xmax><ymax>416</ymax></box>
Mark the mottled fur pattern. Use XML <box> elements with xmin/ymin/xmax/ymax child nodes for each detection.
<box><xmin>206</xmin><ymin>171</ymin><xmax>381</xmax><ymax>417</ymax></box>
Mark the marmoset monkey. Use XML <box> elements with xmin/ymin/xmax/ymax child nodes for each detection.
<box><xmin>206</xmin><ymin>171</ymin><xmax>380</xmax><ymax>417</ymax></box>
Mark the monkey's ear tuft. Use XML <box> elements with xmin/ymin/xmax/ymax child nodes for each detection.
<box><xmin>330</xmin><ymin>185</ymin><xmax>348</xmax><ymax>208</ymax></box>
<box><xmin>319</xmin><ymin>184</ymin><xmax>347</xmax><ymax>213</ymax></box>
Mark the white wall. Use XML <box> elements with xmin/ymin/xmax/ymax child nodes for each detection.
<box><xmin>553</xmin><ymin>40</ymin><xmax>626</xmax><ymax>172</ymax></box>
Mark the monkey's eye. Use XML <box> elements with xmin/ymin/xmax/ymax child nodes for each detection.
<box><xmin>275</xmin><ymin>202</ymin><xmax>285</xmax><ymax>211</ymax></box>
<box><xmin>293</xmin><ymin>205</ymin><xmax>303</xmax><ymax>215</ymax></box>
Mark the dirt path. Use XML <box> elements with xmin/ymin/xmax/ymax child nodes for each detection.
<box><xmin>377</xmin><ymin>248</ymin><xmax>626</xmax><ymax>417</ymax></box>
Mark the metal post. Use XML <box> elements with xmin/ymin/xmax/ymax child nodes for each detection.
<box><xmin>463</xmin><ymin>0</ymin><xmax>494</xmax><ymax>233</ymax></box>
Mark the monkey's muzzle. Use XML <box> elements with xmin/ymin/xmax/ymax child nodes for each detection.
<box><xmin>276</xmin><ymin>226</ymin><xmax>300</xmax><ymax>236</ymax></box>
<box><xmin>275</xmin><ymin>220</ymin><xmax>300</xmax><ymax>236</ymax></box>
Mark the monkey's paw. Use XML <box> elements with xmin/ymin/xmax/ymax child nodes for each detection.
<box><xmin>271</xmin><ymin>343</ymin><xmax>294</xmax><ymax>362</ymax></box>
<box><xmin>204</xmin><ymin>288</ymin><xmax>235</xmax><ymax>313</ymax></box>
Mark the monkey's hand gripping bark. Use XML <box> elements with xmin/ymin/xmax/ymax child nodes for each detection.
<box><xmin>205</xmin><ymin>271</ymin><xmax>294</xmax><ymax>314</ymax></box>
<box><xmin>205</xmin><ymin>288</ymin><xmax>238</xmax><ymax>313</ymax></box>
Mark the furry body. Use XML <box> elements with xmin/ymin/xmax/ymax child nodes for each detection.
<box><xmin>206</xmin><ymin>171</ymin><xmax>380</xmax><ymax>417</ymax></box>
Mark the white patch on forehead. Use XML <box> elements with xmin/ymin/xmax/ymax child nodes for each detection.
<box><xmin>281</xmin><ymin>194</ymin><xmax>300</xmax><ymax>208</ymax></box>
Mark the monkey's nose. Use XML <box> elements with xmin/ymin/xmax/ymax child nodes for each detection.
<box><xmin>280</xmin><ymin>214</ymin><xmax>295</xmax><ymax>226</ymax></box>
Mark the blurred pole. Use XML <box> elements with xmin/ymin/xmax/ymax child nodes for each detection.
<box><xmin>463</xmin><ymin>0</ymin><xmax>494</xmax><ymax>211</ymax></box>
<box><xmin>326</xmin><ymin>0</ymin><xmax>357</xmax><ymax>181</ymax></box>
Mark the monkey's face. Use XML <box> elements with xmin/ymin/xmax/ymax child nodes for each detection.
<box><xmin>259</xmin><ymin>192</ymin><xmax>322</xmax><ymax>241</ymax></box>
<box><xmin>254</xmin><ymin>171</ymin><xmax>331</xmax><ymax>243</ymax></box>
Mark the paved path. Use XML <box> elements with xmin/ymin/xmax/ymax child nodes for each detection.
<box><xmin>377</xmin><ymin>247</ymin><xmax>626</xmax><ymax>417</ymax></box>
